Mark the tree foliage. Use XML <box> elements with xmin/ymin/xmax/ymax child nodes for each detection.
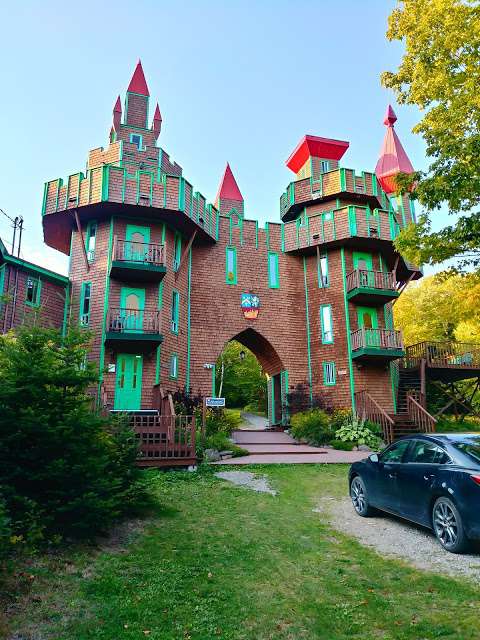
<box><xmin>393</xmin><ymin>272</ymin><xmax>480</xmax><ymax>344</ymax></box>
<box><xmin>215</xmin><ymin>341</ymin><xmax>266</xmax><ymax>410</ymax></box>
<box><xmin>383</xmin><ymin>0</ymin><xmax>480</xmax><ymax>269</ymax></box>
<box><xmin>0</xmin><ymin>327</ymin><xmax>147</xmax><ymax>548</ymax></box>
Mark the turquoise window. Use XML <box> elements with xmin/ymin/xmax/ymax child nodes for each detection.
<box><xmin>320</xmin><ymin>160</ymin><xmax>330</xmax><ymax>173</ymax></box>
<box><xmin>317</xmin><ymin>252</ymin><xmax>329</xmax><ymax>288</ymax></box>
<box><xmin>226</xmin><ymin>246</ymin><xmax>237</xmax><ymax>285</ymax></box>
<box><xmin>86</xmin><ymin>221</ymin><xmax>97</xmax><ymax>262</ymax></box>
<box><xmin>268</xmin><ymin>252</ymin><xmax>280</xmax><ymax>288</ymax></box>
<box><xmin>320</xmin><ymin>304</ymin><xmax>333</xmax><ymax>344</ymax></box>
<box><xmin>130</xmin><ymin>133</ymin><xmax>143</xmax><ymax>150</ymax></box>
<box><xmin>79</xmin><ymin>282</ymin><xmax>92</xmax><ymax>326</ymax></box>
<box><xmin>171</xmin><ymin>290</ymin><xmax>179</xmax><ymax>334</ymax></box>
<box><xmin>173</xmin><ymin>232</ymin><xmax>182</xmax><ymax>271</ymax></box>
<box><xmin>169</xmin><ymin>353</ymin><xmax>178</xmax><ymax>379</ymax></box>
<box><xmin>25</xmin><ymin>276</ymin><xmax>41</xmax><ymax>307</ymax></box>
<box><xmin>323</xmin><ymin>361</ymin><xmax>336</xmax><ymax>386</ymax></box>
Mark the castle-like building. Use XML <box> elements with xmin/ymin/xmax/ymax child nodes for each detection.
<box><xmin>1</xmin><ymin>61</ymin><xmax>428</xmax><ymax>463</ymax></box>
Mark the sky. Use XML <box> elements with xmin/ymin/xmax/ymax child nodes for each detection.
<box><xmin>0</xmin><ymin>0</ymin><xmax>445</xmax><ymax>276</ymax></box>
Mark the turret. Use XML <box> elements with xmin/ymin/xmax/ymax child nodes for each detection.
<box><xmin>286</xmin><ymin>135</ymin><xmax>349</xmax><ymax>180</ymax></box>
<box><xmin>124</xmin><ymin>60</ymin><xmax>150</xmax><ymax>129</ymax></box>
<box><xmin>215</xmin><ymin>163</ymin><xmax>244</xmax><ymax>217</ymax></box>
<box><xmin>375</xmin><ymin>105</ymin><xmax>414</xmax><ymax>195</ymax></box>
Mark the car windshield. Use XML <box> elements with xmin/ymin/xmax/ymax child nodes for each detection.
<box><xmin>452</xmin><ymin>437</ymin><xmax>480</xmax><ymax>465</ymax></box>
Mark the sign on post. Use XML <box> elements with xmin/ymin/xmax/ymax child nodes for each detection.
<box><xmin>205</xmin><ymin>397</ymin><xmax>226</xmax><ymax>407</ymax></box>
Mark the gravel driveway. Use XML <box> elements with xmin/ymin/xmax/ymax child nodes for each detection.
<box><xmin>316</xmin><ymin>497</ymin><xmax>480</xmax><ymax>582</ymax></box>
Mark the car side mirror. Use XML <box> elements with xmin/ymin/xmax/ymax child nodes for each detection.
<box><xmin>369</xmin><ymin>453</ymin><xmax>379</xmax><ymax>463</ymax></box>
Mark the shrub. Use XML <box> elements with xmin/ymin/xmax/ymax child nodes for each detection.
<box><xmin>335</xmin><ymin>414</ymin><xmax>381</xmax><ymax>449</ymax></box>
<box><xmin>330</xmin><ymin>439</ymin><xmax>356</xmax><ymax>451</ymax></box>
<box><xmin>290</xmin><ymin>409</ymin><xmax>335</xmax><ymax>445</ymax></box>
<box><xmin>204</xmin><ymin>408</ymin><xmax>241</xmax><ymax>437</ymax></box>
<box><xmin>0</xmin><ymin>327</ymin><xmax>148</xmax><ymax>546</ymax></box>
<box><xmin>0</xmin><ymin>496</ymin><xmax>12</xmax><ymax>559</ymax></box>
<box><xmin>197</xmin><ymin>433</ymin><xmax>248</xmax><ymax>460</ymax></box>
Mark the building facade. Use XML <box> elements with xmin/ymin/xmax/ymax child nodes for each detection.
<box><xmin>37</xmin><ymin>62</ymin><xmax>422</xmax><ymax>430</ymax></box>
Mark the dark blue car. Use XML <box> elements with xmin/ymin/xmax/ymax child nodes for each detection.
<box><xmin>349</xmin><ymin>434</ymin><xmax>480</xmax><ymax>553</ymax></box>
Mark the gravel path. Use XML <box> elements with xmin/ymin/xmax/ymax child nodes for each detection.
<box><xmin>215</xmin><ymin>471</ymin><xmax>277</xmax><ymax>495</ymax></box>
<box><xmin>315</xmin><ymin>497</ymin><xmax>480</xmax><ymax>582</ymax></box>
<box><xmin>239</xmin><ymin>412</ymin><xmax>269</xmax><ymax>430</ymax></box>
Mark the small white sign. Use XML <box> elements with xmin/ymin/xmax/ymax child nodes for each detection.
<box><xmin>108</xmin><ymin>364</ymin><xmax>116</xmax><ymax>373</ymax></box>
<box><xmin>338</xmin><ymin>369</ymin><xmax>347</xmax><ymax>376</ymax></box>
<box><xmin>205</xmin><ymin>397</ymin><xmax>226</xmax><ymax>407</ymax></box>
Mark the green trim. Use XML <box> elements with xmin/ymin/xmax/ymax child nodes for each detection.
<box><xmin>317</xmin><ymin>251</ymin><xmax>329</xmax><ymax>288</ymax></box>
<box><xmin>85</xmin><ymin>220</ymin><xmax>97</xmax><ymax>262</ymax></box>
<box><xmin>323</xmin><ymin>361</ymin><xmax>336</xmax><ymax>386</ymax></box>
<box><xmin>98</xmin><ymin>217</ymin><xmax>115</xmax><ymax>400</ymax></box>
<box><xmin>110</xmin><ymin>261</ymin><xmax>166</xmax><ymax>276</ymax></box>
<box><xmin>101</xmin><ymin>165</ymin><xmax>110</xmax><ymax>201</ymax></box>
<box><xmin>341</xmin><ymin>248</ymin><xmax>355</xmax><ymax>410</ymax></box>
<box><xmin>158</xmin><ymin>281</ymin><xmax>164</xmax><ymax>309</ymax></box>
<box><xmin>79</xmin><ymin>281</ymin><xmax>92</xmax><ymax>327</ymax></box>
<box><xmin>351</xmin><ymin>348</ymin><xmax>405</xmax><ymax>360</ymax></box>
<box><xmin>347</xmin><ymin>287</ymin><xmax>399</xmax><ymax>301</ymax></box>
<box><xmin>25</xmin><ymin>276</ymin><xmax>41</xmax><ymax>307</ymax></box>
<box><xmin>271</xmin><ymin>376</ymin><xmax>275</xmax><ymax>425</ymax></box>
<box><xmin>171</xmin><ymin>289</ymin><xmax>180</xmax><ymax>334</ymax></box>
<box><xmin>173</xmin><ymin>231</ymin><xmax>182</xmax><ymax>272</ymax></box>
<box><xmin>186</xmin><ymin>247</ymin><xmax>192</xmax><ymax>391</ymax></box>
<box><xmin>339</xmin><ymin>168</ymin><xmax>347</xmax><ymax>191</ymax></box>
<box><xmin>267</xmin><ymin>251</ymin><xmax>280</xmax><ymax>288</ymax></box>
<box><xmin>2</xmin><ymin>254</ymin><xmax>69</xmax><ymax>285</ymax></box>
<box><xmin>225</xmin><ymin>246</ymin><xmax>237</xmax><ymax>285</ymax></box>
<box><xmin>211</xmin><ymin>364</ymin><xmax>216</xmax><ymax>397</ymax></box>
<box><xmin>106</xmin><ymin>332</ymin><xmax>163</xmax><ymax>344</ymax></box>
<box><xmin>155</xmin><ymin>346</ymin><xmax>161</xmax><ymax>385</ymax></box>
<box><xmin>320</xmin><ymin>304</ymin><xmax>334</xmax><ymax>344</ymax></box>
<box><xmin>302</xmin><ymin>257</ymin><xmax>313</xmax><ymax>404</ymax></box>
<box><xmin>129</xmin><ymin>132</ymin><xmax>144</xmax><ymax>150</ymax></box>
<box><xmin>0</xmin><ymin>264</ymin><xmax>5</xmax><ymax>299</ymax></box>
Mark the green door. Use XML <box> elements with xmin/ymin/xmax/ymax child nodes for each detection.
<box><xmin>125</xmin><ymin>224</ymin><xmax>151</xmax><ymax>262</ymax></box>
<box><xmin>114</xmin><ymin>354</ymin><xmax>143</xmax><ymax>410</ymax></box>
<box><xmin>120</xmin><ymin>287</ymin><xmax>145</xmax><ymax>332</ymax></box>
<box><xmin>353</xmin><ymin>251</ymin><xmax>374</xmax><ymax>287</ymax></box>
<box><xmin>357</xmin><ymin>306</ymin><xmax>379</xmax><ymax>347</ymax></box>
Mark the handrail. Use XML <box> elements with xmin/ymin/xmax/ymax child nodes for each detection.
<box><xmin>130</xmin><ymin>413</ymin><xmax>196</xmax><ymax>463</ymax></box>
<box><xmin>351</xmin><ymin>328</ymin><xmax>404</xmax><ymax>352</ymax></box>
<box><xmin>107</xmin><ymin>307</ymin><xmax>161</xmax><ymax>333</ymax></box>
<box><xmin>355</xmin><ymin>390</ymin><xmax>395</xmax><ymax>444</ymax></box>
<box><xmin>407</xmin><ymin>392</ymin><xmax>436</xmax><ymax>433</ymax></box>
<box><xmin>346</xmin><ymin>269</ymin><xmax>397</xmax><ymax>292</ymax></box>
<box><xmin>404</xmin><ymin>341</ymin><xmax>480</xmax><ymax>369</ymax></box>
<box><xmin>113</xmin><ymin>237</ymin><xmax>166</xmax><ymax>266</ymax></box>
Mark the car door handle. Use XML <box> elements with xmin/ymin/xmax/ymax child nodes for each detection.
<box><xmin>388</xmin><ymin>473</ymin><xmax>397</xmax><ymax>479</ymax></box>
<box><xmin>424</xmin><ymin>474</ymin><xmax>435</xmax><ymax>481</ymax></box>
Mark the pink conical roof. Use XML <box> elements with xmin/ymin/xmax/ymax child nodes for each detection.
<box><xmin>375</xmin><ymin>105</ymin><xmax>414</xmax><ymax>194</ymax></box>
<box><xmin>153</xmin><ymin>103</ymin><xmax>162</xmax><ymax>122</ymax></box>
<box><xmin>215</xmin><ymin>163</ymin><xmax>243</xmax><ymax>202</ymax></box>
<box><xmin>127</xmin><ymin>60</ymin><xmax>149</xmax><ymax>96</ymax></box>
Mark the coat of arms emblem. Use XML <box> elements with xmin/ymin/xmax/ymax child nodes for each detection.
<box><xmin>241</xmin><ymin>293</ymin><xmax>260</xmax><ymax>319</ymax></box>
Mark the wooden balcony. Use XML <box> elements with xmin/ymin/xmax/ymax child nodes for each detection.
<box><xmin>346</xmin><ymin>269</ymin><xmax>399</xmax><ymax>305</ymax></box>
<box><xmin>404</xmin><ymin>341</ymin><xmax>480</xmax><ymax>382</ymax></box>
<box><xmin>280</xmin><ymin>168</ymin><xmax>390</xmax><ymax>221</ymax></box>
<box><xmin>110</xmin><ymin>237</ymin><xmax>167</xmax><ymax>282</ymax></box>
<box><xmin>105</xmin><ymin>307</ymin><xmax>163</xmax><ymax>350</ymax></box>
<box><xmin>131</xmin><ymin>413</ymin><xmax>196</xmax><ymax>467</ymax></box>
<box><xmin>42</xmin><ymin>165</ymin><xmax>218</xmax><ymax>255</ymax></box>
<box><xmin>351</xmin><ymin>328</ymin><xmax>404</xmax><ymax>362</ymax></box>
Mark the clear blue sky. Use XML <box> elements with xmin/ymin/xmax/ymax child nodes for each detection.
<box><xmin>0</xmin><ymin>0</ymin><xmax>442</xmax><ymax>275</ymax></box>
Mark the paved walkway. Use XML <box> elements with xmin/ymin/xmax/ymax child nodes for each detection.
<box><xmin>212</xmin><ymin>428</ymin><xmax>368</xmax><ymax>465</ymax></box>
<box><xmin>238</xmin><ymin>412</ymin><xmax>269</xmax><ymax>430</ymax></box>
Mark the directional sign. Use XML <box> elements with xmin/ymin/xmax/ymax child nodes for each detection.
<box><xmin>205</xmin><ymin>397</ymin><xmax>226</xmax><ymax>407</ymax></box>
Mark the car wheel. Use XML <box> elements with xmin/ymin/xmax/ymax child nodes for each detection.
<box><xmin>432</xmin><ymin>497</ymin><xmax>469</xmax><ymax>553</ymax></box>
<box><xmin>350</xmin><ymin>476</ymin><xmax>374</xmax><ymax>517</ymax></box>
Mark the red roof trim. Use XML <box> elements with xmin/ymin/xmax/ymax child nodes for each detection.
<box><xmin>286</xmin><ymin>135</ymin><xmax>349</xmax><ymax>173</ymax></box>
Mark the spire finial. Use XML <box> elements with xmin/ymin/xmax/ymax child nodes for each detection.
<box><xmin>384</xmin><ymin>104</ymin><xmax>397</xmax><ymax>127</ymax></box>
<box><xmin>127</xmin><ymin>60</ymin><xmax>150</xmax><ymax>96</ymax></box>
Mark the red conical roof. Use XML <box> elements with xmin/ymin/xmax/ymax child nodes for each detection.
<box><xmin>127</xmin><ymin>60</ymin><xmax>149</xmax><ymax>96</ymax></box>
<box><xmin>113</xmin><ymin>96</ymin><xmax>122</xmax><ymax>113</ymax></box>
<box><xmin>153</xmin><ymin>103</ymin><xmax>162</xmax><ymax>122</ymax></box>
<box><xmin>216</xmin><ymin>163</ymin><xmax>243</xmax><ymax>203</ymax></box>
<box><xmin>375</xmin><ymin>105</ymin><xmax>414</xmax><ymax>194</ymax></box>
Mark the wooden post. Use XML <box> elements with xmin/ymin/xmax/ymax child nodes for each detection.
<box><xmin>74</xmin><ymin>210</ymin><xmax>90</xmax><ymax>272</ymax></box>
<box><xmin>175</xmin><ymin>230</ymin><xmax>197</xmax><ymax>282</ymax></box>
<box><xmin>202</xmin><ymin>397</ymin><xmax>207</xmax><ymax>446</ymax></box>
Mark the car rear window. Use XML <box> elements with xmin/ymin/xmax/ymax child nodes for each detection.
<box><xmin>453</xmin><ymin>439</ymin><xmax>480</xmax><ymax>464</ymax></box>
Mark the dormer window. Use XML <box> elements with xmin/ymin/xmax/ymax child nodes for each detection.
<box><xmin>320</xmin><ymin>160</ymin><xmax>330</xmax><ymax>173</ymax></box>
<box><xmin>130</xmin><ymin>133</ymin><xmax>143</xmax><ymax>150</ymax></box>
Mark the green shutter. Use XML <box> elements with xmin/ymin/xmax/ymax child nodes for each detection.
<box><xmin>267</xmin><ymin>252</ymin><xmax>280</xmax><ymax>288</ymax></box>
<box><xmin>225</xmin><ymin>246</ymin><xmax>237</xmax><ymax>285</ymax></box>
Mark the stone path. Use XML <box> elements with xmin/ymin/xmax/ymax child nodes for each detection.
<box><xmin>238</xmin><ymin>412</ymin><xmax>269</xmax><ymax>430</ymax></box>
<box><xmin>212</xmin><ymin>428</ymin><xmax>368</xmax><ymax>465</ymax></box>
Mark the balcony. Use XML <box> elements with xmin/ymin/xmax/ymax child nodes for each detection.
<box><xmin>42</xmin><ymin>165</ymin><xmax>218</xmax><ymax>255</ymax></box>
<box><xmin>351</xmin><ymin>328</ymin><xmax>404</xmax><ymax>362</ymax></box>
<box><xmin>346</xmin><ymin>269</ymin><xmax>399</xmax><ymax>305</ymax></box>
<box><xmin>105</xmin><ymin>308</ymin><xmax>163</xmax><ymax>350</ymax></box>
<box><xmin>280</xmin><ymin>168</ymin><xmax>390</xmax><ymax>221</ymax></box>
<box><xmin>110</xmin><ymin>237</ymin><xmax>167</xmax><ymax>282</ymax></box>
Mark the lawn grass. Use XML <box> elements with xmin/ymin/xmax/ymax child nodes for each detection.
<box><xmin>4</xmin><ymin>465</ymin><xmax>480</xmax><ymax>639</ymax></box>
